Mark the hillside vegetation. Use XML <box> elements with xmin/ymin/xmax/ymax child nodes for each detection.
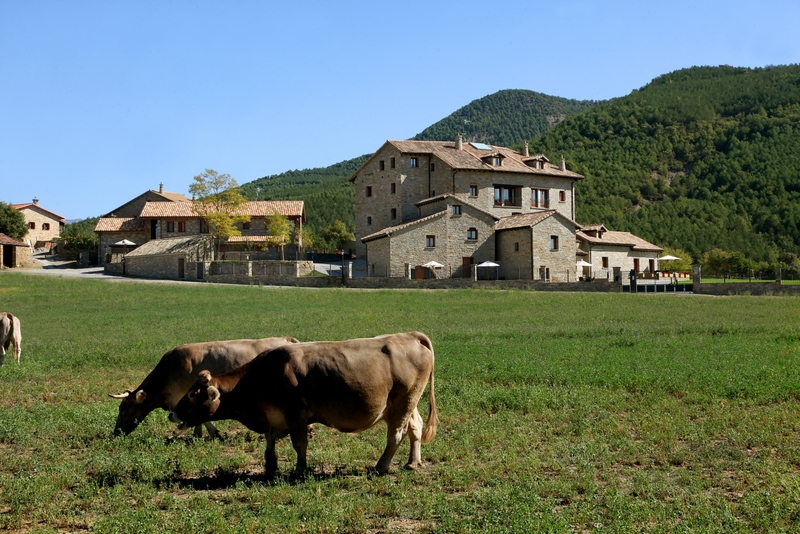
<box><xmin>529</xmin><ymin>65</ymin><xmax>800</xmax><ymax>265</ymax></box>
<box><xmin>240</xmin><ymin>90</ymin><xmax>598</xmax><ymax>238</ymax></box>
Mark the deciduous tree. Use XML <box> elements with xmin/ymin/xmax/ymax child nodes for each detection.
<box><xmin>0</xmin><ymin>202</ymin><xmax>26</xmax><ymax>241</ymax></box>
<box><xmin>189</xmin><ymin>169</ymin><xmax>249</xmax><ymax>254</ymax></box>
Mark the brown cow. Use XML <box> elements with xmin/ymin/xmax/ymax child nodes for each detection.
<box><xmin>169</xmin><ymin>332</ymin><xmax>438</xmax><ymax>477</ymax></box>
<box><xmin>110</xmin><ymin>337</ymin><xmax>299</xmax><ymax>437</ymax></box>
<box><xmin>0</xmin><ymin>312</ymin><xmax>21</xmax><ymax>365</ymax></box>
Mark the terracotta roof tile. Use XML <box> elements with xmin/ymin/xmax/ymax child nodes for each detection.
<box><xmin>576</xmin><ymin>230</ymin><xmax>663</xmax><ymax>252</ymax></box>
<box><xmin>351</xmin><ymin>140</ymin><xmax>583</xmax><ymax>181</ymax></box>
<box><xmin>0</xmin><ymin>233</ymin><xmax>26</xmax><ymax>246</ymax></box>
<box><xmin>362</xmin><ymin>211</ymin><xmax>447</xmax><ymax>243</ymax></box>
<box><xmin>12</xmin><ymin>203</ymin><xmax>67</xmax><ymax>222</ymax></box>
<box><xmin>94</xmin><ymin>218</ymin><xmax>146</xmax><ymax>233</ymax></box>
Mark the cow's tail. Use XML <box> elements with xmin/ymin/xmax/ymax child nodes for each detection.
<box><xmin>420</xmin><ymin>335</ymin><xmax>438</xmax><ymax>445</ymax></box>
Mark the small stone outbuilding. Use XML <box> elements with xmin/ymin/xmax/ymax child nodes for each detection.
<box><xmin>120</xmin><ymin>235</ymin><xmax>214</xmax><ymax>280</ymax></box>
<box><xmin>0</xmin><ymin>233</ymin><xmax>30</xmax><ymax>268</ymax></box>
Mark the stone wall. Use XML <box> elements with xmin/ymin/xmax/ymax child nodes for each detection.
<box><xmin>125</xmin><ymin>254</ymin><xmax>186</xmax><ymax>280</ymax></box>
<box><xmin>18</xmin><ymin>206</ymin><xmax>62</xmax><ymax>247</ymax></box>
<box><xmin>98</xmin><ymin>232</ymin><xmax>146</xmax><ymax>265</ymax></box>
<box><xmin>495</xmin><ymin>216</ymin><xmax>579</xmax><ymax>282</ymax></box>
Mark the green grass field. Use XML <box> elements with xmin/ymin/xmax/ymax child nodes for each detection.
<box><xmin>1</xmin><ymin>273</ymin><xmax>799</xmax><ymax>532</ymax></box>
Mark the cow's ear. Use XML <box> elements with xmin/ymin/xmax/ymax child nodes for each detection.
<box><xmin>134</xmin><ymin>390</ymin><xmax>147</xmax><ymax>404</ymax></box>
<box><xmin>198</xmin><ymin>370</ymin><xmax>213</xmax><ymax>385</ymax></box>
<box><xmin>207</xmin><ymin>386</ymin><xmax>221</xmax><ymax>404</ymax></box>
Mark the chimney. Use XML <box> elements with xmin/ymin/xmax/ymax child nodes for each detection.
<box><xmin>522</xmin><ymin>142</ymin><xmax>529</xmax><ymax>157</ymax></box>
<box><xmin>32</xmin><ymin>197</ymin><xmax>39</xmax><ymax>205</ymax></box>
<box><xmin>159</xmin><ymin>182</ymin><xmax>164</xmax><ymax>193</ymax></box>
<box><xmin>455</xmin><ymin>134</ymin><xmax>463</xmax><ymax>151</ymax></box>
<box><xmin>560</xmin><ymin>155</ymin><xmax>566</xmax><ymax>172</ymax></box>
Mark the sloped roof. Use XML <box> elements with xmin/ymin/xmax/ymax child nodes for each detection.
<box><xmin>140</xmin><ymin>200</ymin><xmax>305</xmax><ymax>219</ymax></box>
<box><xmin>350</xmin><ymin>140</ymin><xmax>583</xmax><ymax>181</ymax></box>
<box><xmin>362</xmin><ymin>211</ymin><xmax>447</xmax><ymax>243</ymax></box>
<box><xmin>0</xmin><ymin>233</ymin><xmax>26</xmax><ymax>246</ymax></box>
<box><xmin>226</xmin><ymin>235</ymin><xmax>285</xmax><ymax>245</ymax></box>
<box><xmin>415</xmin><ymin>194</ymin><xmax>501</xmax><ymax>221</ymax></box>
<box><xmin>94</xmin><ymin>218</ymin><xmax>146</xmax><ymax>233</ymax></box>
<box><xmin>495</xmin><ymin>210</ymin><xmax>581</xmax><ymax>231</ymax></box>
<box><xmin>124</xmin><ymin>235</ymin><xmax>213</xmax><ymax>257</ymax></box>
<box><xmin>576</xmin><ymin>229</ymin><xmax>663</xmax><ymax>252</ymax></box>
<box><xmin>12</xmin><ymin>203</ymin><xmax>66</xmax><ymax>223</ymax></box>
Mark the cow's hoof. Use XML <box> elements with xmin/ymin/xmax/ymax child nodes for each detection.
<box><xmin>404</xmin><ymin>462</ymin><xmax>421</xmax><ymax>471</ymax></box>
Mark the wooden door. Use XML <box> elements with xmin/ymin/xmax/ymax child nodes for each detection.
<box><xmin>462</xmin><ymin>257</ymin><xmax>472</xmax><ymax>278</ymax></box>
<box><xmin>414</xmin><ymin>266</ymin><xmax>425</xmax><ymax>279</ymax></box>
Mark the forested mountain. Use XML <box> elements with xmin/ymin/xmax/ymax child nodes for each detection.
<box><xmin>413</xmin><ymin>89</ymin><xmax>602</xmax><ymax>146</ymax></box>
<box><xmin>241</xmin><ymin>90</ymin><xmax>599</xmax><ymax>238</ymax></box>
<box><xmin>528</xmin><ymin>65</ymin><xmax>800</xmax><ymax>265</ymax></box>
<box><xmin>240</xmin><ymin>156</ymin><xmax>368</xmax><ymax>237</ymax></box>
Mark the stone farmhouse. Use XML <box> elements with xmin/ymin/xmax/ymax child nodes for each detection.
<box><xmin>94</xmin><ymin>184</ymin><xmax>305</xmax><ymax>279</ymax></box>
<box><xmin>12</xmin><ymin>197</ymin><xmax>66</xmax><ymax>249</ymax></box>
<box><xmin>350</xmin><ymin>136</ymin><xmax>661</xmax><ymax>281</ymax></box>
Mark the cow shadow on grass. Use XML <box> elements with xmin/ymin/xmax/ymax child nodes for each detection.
<box><xmin>161</xmin><ymin>465</ymin><xmax>378</xmax><ymax>490</ymax></box>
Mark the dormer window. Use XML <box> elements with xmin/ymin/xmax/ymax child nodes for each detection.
<box><xmin>493</xmin><ymin>157</ymin><xmax>501</xmax><ymax>166</ymax></box>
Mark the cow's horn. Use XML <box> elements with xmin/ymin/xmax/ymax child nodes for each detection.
<box><xmin>198</xmin><ymin>370</ymin><xmax>213</xmax><ymax>384</ymax></box>
<box><xmin>207</xmin><ymin>386</ymin><xmax>221</xmax><ymax>404</ymax></box>
<box><xmin>109</xmin><ymin>391</ymin><xmax>131</xmax><ymax>399</ymax></box>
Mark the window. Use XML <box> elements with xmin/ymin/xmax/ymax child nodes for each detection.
<box><xmin>550</xmin><ymin>235</ymin><xmax>559</xmax><ymax>250</ymax></box>
<box><xmin>493</xmin><ymin>157</ymin><xmax>501</xmax><ymax>166</ymax></box>
<box><xmin>178</xmin><ymin>221</ymin><xmax>186</xmax><ymax>232</ymax></box>
<box><xmin>538</xmin><ymin>160</ymin><xmax>544</xmax><ymax>169</ymax></box>
<box><xmin>514</xmin><ymin>242</ymin><xmax>520</xmax><ymax>252</ymax></box>
<box><xmin>200</xmin><ymin>221</ymin><xmax>208</xmax><ymax>233</ymax></box>
<box><xmin>633</xmin><ymin>258</ymin><xmax>640</xmax><ymax>272</ymax></box>
<box><xmin>379</xmin><ymin>160</ymin><xmax>385</xmax><ymax>171</ymax></box>
<box><xmin>28</xmin><ymin>222</ymin><xmax>35</xmax><ymax>229</ymax></box>
<box><xmin>559</xmin><ymin>191</ymin><xmax>566</xmax><ymax>202</ymax></box>
<box><xmin>494</xmin><ymin>185</ymin><xmax>521</xmax><ymax>207</ymax></box>
<box><xmin>467</xmin><ymin>228</ymin><xmax>478</xmax><ymax>240</ymax></box>
<box><xmin>241</xmin><ymin>222</ymin><xmax>250</xmax><ymax>230</ymax></box>
<box><xmin>532</xmin><ymin>189</ymin><xmax>549</xmax><ymax>208</ymax></box>
<box><xmin>410</xmin><ymin>158</ymin><xmax>419</xmax><ymax>168</ymax></box>
<box><xmin>367</xmin><ymin>216</ymin><xmax>372</xmax><ymax>225</ymax></box>
<box><xmin>469</xmin><ymin>184</ymin><xmax>478</xmax><ymax>197</ymax></box>
<box><xmin>366</xmin><ymin>186</ymin><xmax>372</xmax><ymax>197</ymax></box>
<box><xmin>602</xmin><ymin>257</ymin><xmax>609</xmax><ymax>269</ymax></box>
<box><xmin>390</xmin><ymin>157</ymin><xmax>395</xmax><ymax>168</ymax></box>
<box><xmin>430</xmin><ymin>162</ymin><xmax>435</xmax><ymax>171</ymax></box>
<box><xmin>452</xmin><ymin>205</ymin><xmax>461</xmax><ymax>215</ymax></box>
<box><xmin>391</xmin><ymin>208</ymin><xmax>396</xmax><ymax>219</ymax></box>
<box><xmin>426</xmin><ymin>235</ymin><xmax>435</xmax><ymax>248</ymax></box>
<box><xmin>166</xmin><ymin>221</ymin><xmax>175</xmax><ymax>233</ymax></box>
<box><xmin>42</xmin><ymin>223</ymin><xmax>50</xmax><ymax>230</ymax></box>
<box><xmin>391</xmin><ymin>182</ymin><xmax>396</xmax><ymax>194</ymax></box>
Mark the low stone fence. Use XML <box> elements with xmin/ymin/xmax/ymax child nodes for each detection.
<box><xmin>693</xmin><ymin>280</ymin><xmax>800</xmax><ymax>296</ymax></box>
<box><xmin>204</xmin><ymin>260</ymin><xmax>314</xmax><ymax>283</ymax></box>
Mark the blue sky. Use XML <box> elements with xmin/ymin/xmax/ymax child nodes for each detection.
<box><xmin>2</xmin><ymin>0</ymin><xmax>799</xmax><ymax>220</ymax></box>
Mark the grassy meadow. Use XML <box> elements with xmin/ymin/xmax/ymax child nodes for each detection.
<box><xmin>1</xmin><ymin>273</ymin><xmax>800</xmax><ymax>532</ymax></box>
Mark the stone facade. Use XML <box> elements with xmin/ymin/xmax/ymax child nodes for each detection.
<box><xmin>364</xmin><ymin>196</ymin><xmax>498</xmax><ymax>278</ymax></box>
<box><xmin>496</xmin><ymin>212</ymin><xmax>580</xmax><ymax>281</ymax></box>
<box><xmin>350</xmin><ymin>139</ymin><xmax>582</xmax><ymax>260</ymax></box>
<box><xmin>576</xmin><ymin>226</ymin><xmax>663</xmax><ymax>279</ymax></box>
<box><xmin>13</xmin><ymin>200</ymin><xmax>66</xmax><ymax>248</ymax></box>
<box><xmin>0</xmin><ymin>234</ymin><xmax>30</xmax><ymax>268</ymax></box>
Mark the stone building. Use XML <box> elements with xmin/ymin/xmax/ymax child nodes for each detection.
<box><xmin>95</xmin><ymin>184</ymin><xmax>306</xmax><ymax>274</ymax></box>
<box><xmin>0</xmin><ymin>233</ymin><xmax>30</xmax><ymax>268</ymax></box>
<box><xmin>576</xmin><ymin>225</ymin><xmax>662</xmax><ymax>279</ymax></box>
<box><xmin>94</xmin><ymin>184</ymin><xmax>192</xmax><ymax>264</ymax></box>
<box><xmin>12</xmin><ymin>198</ymin><xmax>66</xmax><ymax>248</ymax></box>
<box><xmin>350</xmin><ymin>136</ymin><xmax>661</xmax><ymax>280</ymax></box>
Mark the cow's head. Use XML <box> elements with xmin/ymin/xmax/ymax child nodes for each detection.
<box><xmin>168</xmin><ymin>371</ymin><xmax>221</xmax><ymax>432</ymax></box>
<box><xmin>110</xmin><ymin>389</ymin><xmax>150</xmax><ymax>436</ymax></box>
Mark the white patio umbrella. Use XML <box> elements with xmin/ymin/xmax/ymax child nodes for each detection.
<box><xmin>659</xmin><ymin>255</ymin><xmax>681</xmax><ymax>261</ymax></box>
<box><xmin>422</xmin><ymin>261</ymin><xmax>444</xmax><ymax>268</ymax></box>
<box><xmin>576</xmin><ymin>260</ymin><xmax>593</xmax><ymax>267</ymax></box>
<box><xmin>114</xmin><ymin>239</ymin><xmax>136</xmax><ymax>255</ymax></box>
<box><xmin>477</xmin><ymin>261</ymin><xmax>499</xmax><ymax>268</ymax></box>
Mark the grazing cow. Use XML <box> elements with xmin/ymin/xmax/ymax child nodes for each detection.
<box><xmin>0</xmin><ymin>312</ymin><xmax>21</xmax><ymax>365</ymax></box>
<box><xmin>110</xmin><ymin>336</ymin><xmax>299</xmax><ymax>437</ymax></box>
<box><xmin>169</xmin><ymin>332</ymin><xmax>438</xmax><ymax>477</ymax></box>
